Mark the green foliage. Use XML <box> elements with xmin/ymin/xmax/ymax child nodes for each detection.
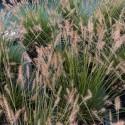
<box><xmin>21</xmin><ymin>5</ymin><xmax>54</xmax><ymax>47</ymax></box>
<box><xmin>0</xmin><ymin>38</ymin><xmax>25</xmax><ymax>63</ymax></box>
<box><xmin>56</xmin><ymin>48</ymin><xmax>117</xmax><ymax>123</ymax></box>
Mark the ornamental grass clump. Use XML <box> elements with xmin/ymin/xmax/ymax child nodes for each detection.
<box><xmin>21</xmin><ymin>5</ymin><xmax>55</xmax><ymax>47</ymax></box>
<box><xmin>0</xmin><ymin>0</ymin><xmax>125</xmax><ymax>124</ymax></box>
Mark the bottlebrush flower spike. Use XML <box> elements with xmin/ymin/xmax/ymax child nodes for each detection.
<box><xmin>114</xmin><ymin>96</ymin><xmax>121</xmax><ymax>112</ymax></box>
<box><xmin>88</xmin><ymin>18</ymin><xmax>93</xmax><ymax>33</ymax></box>
<box><xmin>112</xmin><ymin>22</ymin><xmax>125</xmax><ymax>50</ymax></box>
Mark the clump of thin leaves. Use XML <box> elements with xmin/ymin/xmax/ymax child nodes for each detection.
<box><xmin>0</xmin><ymin>0</ymin><xmax>125</xmax><ymax>125</ymax></box>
